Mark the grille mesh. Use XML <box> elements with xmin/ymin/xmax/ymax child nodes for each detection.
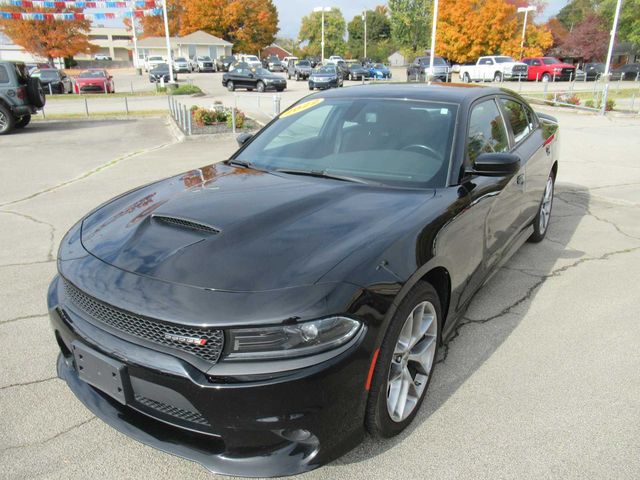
<box><xmin>63</xmin><ymin>281</ymin><xmax>224</xmax><ymax>363</ymax></box>
<box><xmin>134</xmin><ymin>394</ymin><xmax>210</xmax><ymax>426</ymax></box>
<box><xmin>152</xmin><ymin>215</ymin><xmax>220</xmax><ymax>234</ymax></box>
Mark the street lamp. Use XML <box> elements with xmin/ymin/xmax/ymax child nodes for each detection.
<box><xmin>362</xmin><ymin>10</ymin><xmax>367</xmax><ymax>60</ymax></box>
<box><xmin>428</xmin><ymin>0</ymin><xmax>439</xmax><ymax>84</ymax></box>
<box><xmin>517</xmin><ymin>5</ymin><xmax>537</xmax><ymax>59</ymax></box>
<box><xmin>600</xmin><ymin>0</ymin><xmax>623</xmax><ymax>115</ymax></box>
<box><xmin>313</xmin><ymin>6</ymin><xmax>332</xmax><ymax>63</ymax></box>
<box><xmin>161</xmin><ymin>0</ymin><xmax>175</xmax><ymax>83</ymax></box>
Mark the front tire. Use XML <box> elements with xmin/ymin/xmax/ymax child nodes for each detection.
<box><xmin>227</xmin><ymin>81</ymin><xmax>235</xmax><ymax>92</ymax></box>
<box><xmin>463</xmin><ymin>72</ymin><xmax>471</xmax><ymax>83</ymax></box>
<box><xmin>494</xmin><ymin>71</ymin><xmax>502</xmax><ymax>82</ymax></box>
<box><xmin>366</xmin><ymin>282</ymin><xmax>441</xmax><ymax>437</ymax></box>
<box><xmin>528</xmin><ymin>173</ymin><xmax>555</xmax><ymax>243</ymax></box>
<box><xmin>256</xmin><ymin>81</ymin><xmax>265</xmax><ymax>92</ymax></box>
<box><xmin>541</xmin><ymin>73</ymin><xmax>551</xmax><ymax>82</ymax></box>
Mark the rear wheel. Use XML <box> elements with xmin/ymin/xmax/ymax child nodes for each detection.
<box><xmin>15</xmin><ymin>114</ymin><xmax>31</xmax><ymax>128</ymax></box>
<box><xmin>541</xmin><ymin>73</ymin><xmax>551</xmax><ymax>82</ymax></box>
<box><xmin>528</xmin><ymin>173</ymin><xmax>555</xmax><ymax>243</ymax></box>
<box><xmin>463</xmin><ymin>72</ymin><xmax>471</xmax><ymax>83</ymax></box>
<box><xmin>256</xmin><ymin>81</ymin><xmax>265</xmax><ymax>92</ymax></box>
<box><xmin>366</xmin><ymin>282</ymin><xmax>441</xmax><ymax>437</ymax></box>
<box><xmin>227</xmin><ymin>81</ymin><xmax>235</xmax><ymax>92</ymax></box>
<box><xmin>494</xmin><ymin>71</ymin><xmax>502</xmax><ymax>82</ymax></box>
<box><xmin>0</xmin><ymin>104</ymin><xmax>16</xmax><ymax>135</ymax></box>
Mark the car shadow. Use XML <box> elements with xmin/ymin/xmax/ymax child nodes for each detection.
<box><xmin>14</xmin><ymin>119</ymin><xmax>141</xmax><ymax>134</ymax></box>
<box><xmin>333</xmin><ymin>181</ymin><xmax>589</xmax><ymax>466</ymax></box>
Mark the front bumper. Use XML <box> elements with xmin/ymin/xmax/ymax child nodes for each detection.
<box><xmin>308</xmin><ymin>79</ymin><xmax>338</xmax><ymax>89</ymax></box>
<box><xmin>78</xmin><ymin>83</ymin><xmax>107</xmax><ymax>93</ymax></box>
<box><xmin>47</xmin><ymin>273</ymin><xmax>369</xmax><ymax>476</ymax></box>
<box><xmin>504</xmin><ymin>71</ymin><xmax>527</xmax><ymax>80</ymax></box>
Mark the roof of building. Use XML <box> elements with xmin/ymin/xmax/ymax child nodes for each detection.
<box><xmin>137</xmin><ymin>30</ymin><xmax>232</xmax><ymax>48</ymax></box>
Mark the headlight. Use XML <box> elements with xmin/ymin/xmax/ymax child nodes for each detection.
<box><xmin>554</xmin><ymin>67</ymin><xmax>562</xmax><ymax>72</ymax></box>
<box><xmin>227</xmin><ymin>316</ymin><xmax>361</xmax><ymax>360</ymax></box>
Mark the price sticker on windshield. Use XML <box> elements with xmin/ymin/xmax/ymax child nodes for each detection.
<box><xmin>280</xmin><ymin>98</ymin><xmax>324</xmax><ymax>118</ymax></box>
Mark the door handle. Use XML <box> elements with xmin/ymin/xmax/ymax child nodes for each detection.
<box><xmin>516</xmin><ymin>174</ymin><xmax>525</xmax><ymax>186</ymax></box>
<box><xmin>545</xmin><ymin>145</ymin><xmax>551</xmax><ymax>155</ymax></box>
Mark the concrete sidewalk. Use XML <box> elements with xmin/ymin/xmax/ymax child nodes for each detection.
<box><xmin>0</xmin><ymin>112</ymin><xmax>639</xmax><ymax>479</ymax></box>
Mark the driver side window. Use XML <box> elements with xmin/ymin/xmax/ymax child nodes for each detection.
<box><xmin>467</xmin><ymin>99</ymin><xmax>509</xmax><ymax>163</ymax></box>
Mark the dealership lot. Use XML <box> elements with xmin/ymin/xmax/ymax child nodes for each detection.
<box><xmin>1</xmin><ymin>108</ymin><xmax>639</xmax><ymax>480</ymax></box>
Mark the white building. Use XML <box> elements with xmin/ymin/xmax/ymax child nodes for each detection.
<box><xmin>388</xmin><ymin>51</ymin><xmax>407</xmax><ymax>67</ymax></box>
<box><xmin>136</xmin><ymin>30</ymin><xmax>232</xmax><ymax>63</ymax></box>
<box><xmin>0</xmin><ymin>32</ymin><xmax>46</xmax><ymax>63</ymax></box>
<box><xmin>75</xmin><ymin>26</ymin><xmax>134</xmax><ymax>61</ymax></box>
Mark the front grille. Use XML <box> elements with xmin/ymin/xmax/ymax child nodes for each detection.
<box><xmin>513</xmin><ymin>65</ymin><xmax>527</xmax><ymax>72</ymax></box>
<box><xmin>135</xmin><ymin>394</ymin><xmax>210</xmax><ymax>426</ymax></box>
<box><xmin>152</xmin><ymin>214</ymin><xmax>219</xmax><ymax>234</ymax></box>
<box><xmin>63</xmin><ymin>281</ymin><xmax>224</xmax><ymax>363</ymax></box>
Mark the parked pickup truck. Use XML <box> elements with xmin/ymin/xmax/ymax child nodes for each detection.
<box><xmin>459</xmin><ymin>56</ymin><xmax>528</xmax><ymax>82</ymax></box>
<box><xmin>522</xmin><ymin>57</ymin><xmax>576</xmax><ymax>82</ymax></box>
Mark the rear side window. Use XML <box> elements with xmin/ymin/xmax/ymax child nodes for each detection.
<box><xmin>500</xmin><ymin>99</ymin><xmax>532</xmax><ymax>143</ymax></box>
<box><xmin>0</xmin><ymin>65</ymin><xmax>8</xmax><ymax>83</ymax></box>
<box><xmin>467</xmin><ymin>99</ymin><xmax>509</xmax><ymax>163</ymax></box>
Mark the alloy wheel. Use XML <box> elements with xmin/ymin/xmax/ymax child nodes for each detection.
<box><xmin>539</xmin><ymin>176</ymin><xmax>554</xmax><ymax>234</ymax></box>
<box><xmin>386</xmin><ymin>301</ymin><xmax>438</xmax><ymax>422</ymax></box>
<box><xmin>0</xmin><ymin>110</ymin><xmax>7</xmax><ymax>132</ymax></box>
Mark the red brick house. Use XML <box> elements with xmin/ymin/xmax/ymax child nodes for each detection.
<box><xmin>260</xmin><ymin>44</ymin><xmax>292</xmax><ymax>60</ymax></box>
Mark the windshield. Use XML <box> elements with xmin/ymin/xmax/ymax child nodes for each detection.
<box><xmin>254</xmin><ymin>68</ymin><xmax>271</xmax><ymax>75</ymax></box>
<box><xmin>152</xmin><ymin>64</ymin><xmax>170</xmax><ymax>71</ymax></box>
<box><xmin>235</xmin><ymin>98</ymin><xmax>457</xmax><ymax>188</ymax></box>
<box><xmin>494</xmin><ymin>56</ymin><xmax>515</xmax><ymax>63</ymax></box>
<box><xmin>79</xmin><ymin>70</ymin><xmax>106</xmax><ymax>78</ymax></box>
<box><xmin>419</xmin><ymin>57</ymin><xmax>447</xmax><ymax>66</ymax></box>
<box><xmin>298</xmin><ymin>60</ymin><xmax>311</xmax><ymax>66</ymax></box>
<box><xmin>148</xmin><ymin>56</ymin><xmax>163</xmax><ymax>61</ymax></box>
<box><xmin>197</xmin><ymin>56</ymin><xmax>211</xmax><ymax>61</ymax></box>
<box><xmin>373</xmin><ymin>63</ymin><xmax>385</xmax><ymax>69</ymax></box>
<box><xmin>32</xmin><ymin>70</ymin><xmax>59</xmax><ymax>79</ymax></box>
<box><xmin>246</xmin><ymin>56</ymin><xmax>259</xmax><ymax>62</ymax></box>
<box><xmin>175</xmin><ymin>57</ymin><xmax>187</xmax><ymax>62</ymax></box>
<box><xmin>315</xmin><ymin>65</ymin><xmax>336</xmax><ymax>74</ymax></box>
<box><xmin>542</xmin><ymin>57</ymin><xmax>561</xmax><ymax>65</ymax></box>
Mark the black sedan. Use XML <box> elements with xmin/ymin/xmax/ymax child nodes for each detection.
<box><xmin>48</xmin><ymin>84</ymin><xmax>558</xmax><ymax>477</ymax></box>
<box><xmin>346</xmin><ymin>62</ymin><xmax>368</xmax><ymax>80</ymax></box>
<box><xmin>308</xmin><ymin>64</ymin><xmax>343</xmax><ymax>90</ymax></box>
<box><xmin>582</xmin><ymin>62</ymin><xmax>604</xmax><ymax>81</ymax></box>
<box><xmin>610</xmin><ymin>63</ymin><xmax>640</xmax><ymax>81</ymax></box>
<box><xmin>31</xmin><ymin>68</ymin><xmax>73</xmax><ymax>94</ymax></box>
<box><xmin>148</xmin><ymin>64</ymin><xmax>177</xmax><ymax>83</ymax></box>
<box><xmin>222</xmin><ymin>67</ymin><xmax>286</xmax><ymax>92</ymax></box>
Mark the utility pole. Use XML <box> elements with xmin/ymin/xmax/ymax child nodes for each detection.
<box><xmin>362</xmin><ymin>10</ymin><xmax>367</xmax><ymax>60</ymax></box>
<box><xmin>518</xmin><ymin>6</ymin><xmax>537</xmax><ymax>59</ymax></box>
<box><xmin>130</xmin><ymin>6</ymin><xmax>139</xmax><ymax>69</ymax></box>
<box><xmin>601</xmin><ymin>0</ymin><xmax>623</xmax><ymax>115</ymax></box>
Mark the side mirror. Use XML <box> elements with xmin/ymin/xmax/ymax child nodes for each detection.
<box><xmin>470</xmin><ymin>152</ymin><xmax>520</xmax><ymax>176</ymax></box>
<box><xmin>236</xmin><ymin>132</ymin><xmax>253</xmax><ymax>147</ymax></box>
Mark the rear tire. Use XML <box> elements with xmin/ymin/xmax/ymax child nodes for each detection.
<box><xmin>366</xmin><ymin>282</ymin><xmax>441</xmax><ymax>438</ymax></box>
<box><xmin>494</xmin><ymin>71</ymin><xmax>502</xmax><ymax>82</ymax></box>
<box><xmin>15</xmin><ymin>114</ymin><xmax>31</xmax><ymax>129</ymax></box>
<box><xmin>528</xmin><ymin>172</ymin><xmax>555</xmax><ymax>243</ymax></box>
<box><xmin>463</xmin><ymin>72</ymin><xmax>471</xmax><ymax>83</ymax></box>
<box><xmin>0</xmin><ymin>104</ymin><xmax>16</xmax><ymax>135</ymax></box>
<box><xmin>256</xmin><ymin>81</ymin><xmax>265</xmax><ymax>92</ymax></box>
<box><xmin>227</xmin><ymin>81</ymin><xmax>235</xmax><ymax>92</ymax></box>
<box><xmin>541</xmin><ymin>73</ymin><xmax>551</xmax><ymax>82</ymax></box>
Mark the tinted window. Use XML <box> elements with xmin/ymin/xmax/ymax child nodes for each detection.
<box><xmin>0</xmin><ymin>65</ymin><xmax>8</xmax><ymax>83</ymax></box>
<box><xmin>467</xmin><ymin>99</ymin><xmax>509</xmax><ymax>162</ymax></box>
<box><xmin>237</xmin><ymin>99</ymin><xmax>458</xmax><ymax>187</ymax></box>
<box><xmin>479</xmin><ymin>58</ymin><xmax>493</xmax><ymax>65</ymax></box>
<box><xmin>500</xmin><ymin>99</ymin><xmax>532</xmax><ymax>143</ymax></box>
<box><xmin>542</xmin><ymin>57</ymin><xmax>561</xmax><ymax>65</ymax></box>
<box><xmin>79</xmin><ymin>70</ymin><xmax>106</xmax><ymax>78</ymax></box>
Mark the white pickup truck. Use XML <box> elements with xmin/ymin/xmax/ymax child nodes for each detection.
<box><xmin>459</xmin><ymin>56</ymin><xmax>528</xmax><ymax>82</ymax></box>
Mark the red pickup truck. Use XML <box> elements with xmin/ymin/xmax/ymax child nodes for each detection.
<box><xmin>522</xmin><ymin>57</ymin><xmax>576</xmax><ymax>82</ymax></box>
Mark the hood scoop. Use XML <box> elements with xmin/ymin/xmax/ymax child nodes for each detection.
<box><xmin>152</xmin><ymin>214</ymin><xmax>220</xmax><ymax>235</ymax></box>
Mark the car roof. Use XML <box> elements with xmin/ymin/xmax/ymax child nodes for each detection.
<box><xmin>313</xmin><ymin>83</ymin><xmax>506</xmax><ymax>105</ymax></box>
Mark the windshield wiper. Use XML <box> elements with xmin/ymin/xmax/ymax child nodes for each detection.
<box><xmin>274</xmin><ymin>168</ymin><xmax>371</xmax><ymax>185</ymax></box>
<box><xmin>226</xmin><ymin>159</ymin><xmax>264</xmax><ymax>171</ymax></box>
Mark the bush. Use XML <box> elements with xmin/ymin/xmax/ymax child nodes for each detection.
<box><xmin>169</xmin><ymin>84</ymin><xmax>203</xmax><ymax>96</ymax></box>
<box><xmin>190</xmin><ymin>105</ymin><xmax>247</xmax><ymax>128</ymax></box>
<box><xmin>228</xmin><ymin>109</ymin><xmax>245</xmax><ymax>129</ymax></box>
<box><xmin>585</xmin><ymin>99</ymin><xmax>595</xmax><ymax>108</ymax></box>
<box><xmin>584</xmin><ymin>98</ymin><xmax>615</xmax><ymax>111</ymax></box>
<box><xmin>565</xmin><ymin>94</ymin><xmax>581</xmax><ymax>106</ymax></box>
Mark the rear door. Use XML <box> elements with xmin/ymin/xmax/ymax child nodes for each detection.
<box><xmin>477</xmin><ymin>57</ymin><xmax>494</xmax><ymax>81</ymax></box>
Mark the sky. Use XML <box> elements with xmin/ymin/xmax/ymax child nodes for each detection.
<box><xmin>272</xmin><ymin>0</ymin><xmax>568</xmax><ymax>39</ymax></box>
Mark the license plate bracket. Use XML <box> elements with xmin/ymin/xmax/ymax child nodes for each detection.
<box><xmin>72</xmin><ymin>341</ymin><xmax>128</xmax><ymax>405</ymax></box>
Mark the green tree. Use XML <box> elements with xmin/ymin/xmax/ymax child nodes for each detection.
<box><xmin>347</xmin><ymin>7</ymin><xmax>392</xmax><ymax>59</ymax></box>
<box><xmin>600</xmin><ymin>0</ymin><xmax>640</xmax><ymax>49</ymax></box>
<box><xmin>556</xmin><ymin>0</ymin><xmax>599</xmax><ymax>30</ymax></box>
<box><xmin>298</xmin><ymin>7</ymin><xmax>346</xmax><ymax>58</ymax></box>
<box><xmin>388</xmin><ymin>0</ymin><xmax>432</xmax><ymax>54</ymax></box>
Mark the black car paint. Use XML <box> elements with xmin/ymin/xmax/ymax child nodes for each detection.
<box><xmin>308</xmin><ymin>68</ymin><xmax>343</xmax><ymax>89</ymax></box>
<box><xmin>148</xmin><ymin>65</ymin><xmax>177</xmax><ymax>83</ymax></box>
<box><xmin>48</xmin><ymin>84</ymin><xmax>558</xmax><ymax>477</ymax></box>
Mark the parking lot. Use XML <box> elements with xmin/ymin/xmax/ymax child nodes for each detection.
<box><xmin>1</xmin><ymin>97</ymin><xmax>640</xmax><ymax>478</ymax></box>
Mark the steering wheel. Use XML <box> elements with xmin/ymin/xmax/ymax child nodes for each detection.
<box><xmin>401</xmin><ymin>144</ymin><xmax>440</xmax><ymax>158</ymax></box>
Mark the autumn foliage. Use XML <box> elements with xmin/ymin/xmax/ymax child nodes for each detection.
<box><xmin>138</xmin><ymin>0</ymin><xmax>184</xmax><ymax>38</ymax></box>
<box><xmin>435</xmin><ymin>0</ymin><xmax>553</xmax><ymax>63</ymax></box>
<box><xmin>0</xmin><ymin>6</ymin><xmax>95</xmax><ymax>62</ymax></box>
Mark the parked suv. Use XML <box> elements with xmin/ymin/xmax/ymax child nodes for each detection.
<box><xmin>407</xmin><ymin>55</ymin><xmax>451</xmax><ymax>82</ymax></box>
<box><xmin>287</xmin><ymin>59</ymin><xmax>312</xmax><ymax>80</ymax></box>
<box><xmin>190</xmin><ymin>56</ymin><xmax>216</xmax><ymax>72</ymax></box>
<box><xmin>0</xmin><ymin>61</ymin><xmax>45</xmax><ymax>135</ymax></box>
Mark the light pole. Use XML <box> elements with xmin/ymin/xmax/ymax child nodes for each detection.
<box><xmin>130</xmin><ymin>7</ymin><xmax>140</xmax><ymax>70</ymax></box>
<box><xmin>518</xmin><ymin>5</ymin><xmax>537</xmax><ymax>59</ymax></box>
<box><xmin>362</xmin><ymin>10</ymin><xmax>367</xmax><ymax>60</ymax></box>
<box><xmin>314</xmin><ymin>6</ymin><xmax>331</xmax><ymax>63</ymax></box>
<box><xmin>161</xmin><ymin>0</ymin><xmax>174</xmax><ymax>83</ymax></box>
<box><xmin>601</xmin><ymin>0</ymin><xmax>623</xmax><ymax>115</ymax></box>
<box><xmin>428</xmin><ymin>0</ymin><xmax>439</xmax><ymax>84</ymax></box>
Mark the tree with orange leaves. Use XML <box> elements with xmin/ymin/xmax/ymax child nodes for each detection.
<box><xmin>138</xmin><ymin>0</ymin><xmax>184</xmax><ymax>38</ymax></box>
<box><xmin>180</xmin><ymin>0</ymin><xmax>278</xmax><ymax>54</ymax></box>
<box><xmin>435</xmin><ymin>0</ymin><xmax>552</xmax><ymax>63</ymax></box>
<box><xmin>0</xmin><ymin>6</ymin><xmax>95</xmax><ymax>64</ymax></box>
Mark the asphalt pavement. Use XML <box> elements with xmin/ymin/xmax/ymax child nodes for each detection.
<box><xmin>0</xmin><ymin>109</ymin><xmax>639</xmax><ymax>479</ymax></box>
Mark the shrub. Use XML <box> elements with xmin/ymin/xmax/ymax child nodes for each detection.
<box><xmin>585</xmin><ymin>99</ymin><xmax>595</xmax><ymax>108</ymax></box>
<box><xmin>583</xmin><ymin>98</ymin><xmax>615</xmax><ymax>111</ymax></box>
<box><xmin>565</xmin><ymin>95</ymin><xmax>581</xmax><ymax>106</ymax></box>
<box><xmin>169</xmin><ymin>84</ymin><xmax>203</xmax><ymax>96</ymax></box>
<box><xmin>191</xmin><ymin>106</ymin><xmax>220</xmax><ymax>126</ymax></box>
<box><xmin>228</xmin><ymin>109</ymin><xmax>245</xmax><ymax>129</ymax></box>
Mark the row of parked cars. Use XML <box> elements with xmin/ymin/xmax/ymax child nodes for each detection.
<box><xmin>28</xmin><ymin>67</ymin><xmax>115</xmax><ymax>94</ymax></box>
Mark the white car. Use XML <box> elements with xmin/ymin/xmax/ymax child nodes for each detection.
<box><xmin>459</xmin><ymin>56</ymin><xmax>528</xmax><ymax>82</ymax></box>
<box><xmin>144</xmin><ymin>55</ymin><xmax>165</xmax><ymax>72</ymax></box>
<box><xmin>282</xmin><ymin>56</ymin><xmax>298</xmax><ymax>66</ymax></box>
<box><xmin>238</xmin><ymin>54</ymin><xmax>262</xmax><ymax>69</ymax></box>
<box><xmin>94</xmin><ymin>54</ymin><xmax>112</xmax><ymax>61</ymax></box>
<box><xmin>172</xmin><ymin>57</ymin><xmax>191</xmax><ymax>73</ymax></box>
<box><xmin>328</xmin><ymin>55</ymin><xmax>344</xmax><ymax>63</ymax></box>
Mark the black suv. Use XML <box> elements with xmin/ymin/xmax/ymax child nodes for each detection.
<box><xmin>0</xmin><ymin>61</ymin><xmax>46</xmax><ymax>135</ymax></box>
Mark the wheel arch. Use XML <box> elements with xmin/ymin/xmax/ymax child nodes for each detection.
<box><xmin>551</xmin><ymin>160</ymin><xmax>558</xmax><ymax>179</ymax></box>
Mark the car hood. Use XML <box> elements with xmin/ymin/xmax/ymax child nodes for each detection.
<box><xmin>260</xmin><ymin>74</ymin><xmax>285</xmax><ymax>80</ymax></box>
<box><xmin>311</xmin><ymin>73</ymin><xmax>336</xmax><ymax>78</ymax></box>
<box><xmin>76</xmin><ymin>78</ymin><xmax>106</xmax><ymax>84</ymax></box>
<box><xmin>80</xmin><ymin>164</ymin><xmax>433</xmax><ymax>292</ymax></box>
